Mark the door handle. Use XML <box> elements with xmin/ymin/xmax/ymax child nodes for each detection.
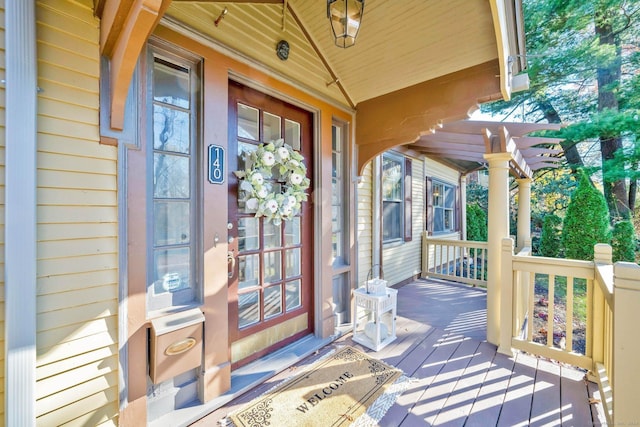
<box><xmin>227</xmin><ymin>250</ymin><xmax>236</xmax><ymax>278</ymax></box>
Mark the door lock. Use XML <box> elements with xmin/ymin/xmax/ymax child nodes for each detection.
<box><xmin>227</xmin><ymin>250</ymin><xmax>236</xmax><ymax>278</ymax></box>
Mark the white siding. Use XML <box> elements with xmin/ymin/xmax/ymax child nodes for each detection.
<box><xmin>356</xmin><ymin>162</ymin><xmax>373</xmax><ymax>287</ymax></box>
<box><xmin>35</xmin><ymin>1</ymin><xmax>119</xmax><ymax>425</ymax></box>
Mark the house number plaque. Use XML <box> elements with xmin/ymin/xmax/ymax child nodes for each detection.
<box><xmin>208</xmin><ymin>145</ymin><xmax>225</xmax><ymax>184</ymax></box>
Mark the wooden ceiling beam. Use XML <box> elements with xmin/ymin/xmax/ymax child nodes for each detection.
<box><xmin>356</xmin><ymin>60</ymin><xmax>503</xmax><ymax>174</ymax></box>
<box><xmin>441</xmin><ymin>120</ymin><xmax>562</xmax><ymax>137</ymax></box>
<box><xmin>413</xmin><ymin>140</ymin><xmax>486</xmax><ymax>153</ymax></box>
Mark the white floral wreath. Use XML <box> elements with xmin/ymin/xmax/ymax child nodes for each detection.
<box><xmin>234</xmin><ymin>139</ymin><xmax>310</xmax><ymax>225</ymax></box>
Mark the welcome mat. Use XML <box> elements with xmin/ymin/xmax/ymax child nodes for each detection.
<box><xmin>226</xmin><ymin>346</ymin><xmax>410</xmax><ymax>427</ymax></box>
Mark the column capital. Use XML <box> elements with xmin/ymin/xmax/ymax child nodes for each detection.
<box><xmin>483</xmin><ymin>152</ymin><xmax>512</xmax><ymax>164</ymax></box>
<box><xmin>516</xmin><ymin>177</ymin><xmax>532</xmax><ymax>186</ymax></box>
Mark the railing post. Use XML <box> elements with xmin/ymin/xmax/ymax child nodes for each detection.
<box><xmin>516</xmin><ymin>178</ymin><xmax>531</xmax><ymax>252</ymax></box>
<box><xmin>498</xmin><ymin>238</ymin><xmax>515</xmax><ymax>355</ymax></box>
<box><xmin>592</xmin><ymin>244</ymin><xmax>611</xmax><ymax>367</ymax></box>
<box><xmin>613</xmin><ymin>261</ymin><xmax>640</xmax><ymax>425</ymax></box>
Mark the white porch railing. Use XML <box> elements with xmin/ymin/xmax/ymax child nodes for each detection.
<box><xmin>502</xmin><ymin>240</ymin><xmax>640</xmax><ymax>426</ymax></box>
<box><xmin>422</xmin><ymin>235</ymin><xmax>488</xmax><ymax>287</ymax></box>
<box><xmin>422</xmin><ymin>235</ymin><xmax>640</xmax><ymax>424</ymax></box>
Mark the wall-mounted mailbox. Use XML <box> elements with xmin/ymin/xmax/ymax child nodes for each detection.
<box><xmin>150</xmin><ymin>308</ymin><xmax>205</xmax><ymax>384</ymax></box>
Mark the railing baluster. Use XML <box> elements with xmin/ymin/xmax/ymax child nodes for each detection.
<box><xmin>528</xmin><ymin>271</ymin><xmax>535</xmax><ymax>341</ymax></box>
<box><xmin>587</xmin><ymin>278</ymin><xmax>594</xmax><ymax>359</ymax></box>
<box><xmin>548</xmin><ymin>274</ymin><xmax>555</xmax><ymax>348</ymax></box>
<box><xmin>566</xmin><ymin>276</ymin><xmax>574</xmax><ymax>353</ymax></box>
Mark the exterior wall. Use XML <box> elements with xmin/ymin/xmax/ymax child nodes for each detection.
<box><xmin>424</xmin><ymin>157</ymin><xmax>460</xmax><ymax>185</ymax></box>
<box><xmin>356</xmin><ymin>162</ymin><xmax>373</xmax><ymax>287</ymax></box>
<box><xmin>382</xmin><ymin>156</ymin><xmax>425</xmax><ymax>285</ymax></box>
<box><xmin>0</xmin><ymin>0</ymin><xmax>5</xmax><ymax>421</ymax></box>
<box><xmin>34</xmin><ymin>1</ymin><xmax>119</xmax><ymax>425</ymax></box>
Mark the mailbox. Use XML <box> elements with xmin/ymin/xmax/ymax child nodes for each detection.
<box><xmin>149</xmin><ymin>308</ymin><xmax>205</xmax><ymax>384</ymax></box>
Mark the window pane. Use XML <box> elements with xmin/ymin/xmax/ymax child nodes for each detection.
<box><xmin>153</xmin><ymin>59</ymin><xmax>189</xmax><ymax>109</ymax></box>
<box><xmin>382</xmin><ymin>156</ymin><xmax>402</xmax><ymax>200</ymax></box>
<box><xmin>153</xmin><ymin>105</ymin><xmax>190</xmax><ymax>154</ymax></box>
<box><xmin>153</xmin><ymin>153</ymin><xmax>190</xmax><ymax>198</ymax></box>
<box><xmin>238</xmin><ymin>254</ymin><xmax>260</xmax><ymax>289</ymax></box>
<box><xmin>285</xmin><ymin>119</ymin><xmax>301</xmax><ymax>150</ymax></box>
<box><xmin>445</xmin><ymin>185</ymin><xmax>455</xmax><ymax>208</ymax></box>
<box><xmin>434</xmin><ymin>208</ymin><xmax>444</xmax><ymax>232</ymax></box>
<box><xmin>444</xmin><ymin>209</ymin><xmax>453</xmax><ymax>231</ymax></box>
<box><xmin>238</xmin><ymin>291</ymin><xmax>260</xmax><ymax>328</ymax></box>
<box><xmin>285</xmin><ymin>248</ymin><xmax>301</xmax><ymax>278</ymax></box>
<box><xmin>286</xmin><ymin>280</ymin><xmax>301</xmax><ymax>310</ymax></box>
<box><xmin>154</xmin><ymin>201</ymin><xmax>190</xmax><ymax>246</ymax></box>
<box><xmin>263</xmin><ymin>251</ymin><xmax>282</xmax><ymax>283</ymax></box>
<box><xmin>238</xmin><ymin>217</ymin><xmax>260</xmax><ymax>252</ymax></box>
<box><xmin>383</xmin><ymin>201</ymin><xmax>402</xmax><ymax>241</ymax></box>
<box><xmin>284</xmin><ymin>217</ymin><xmax>301</xmax><ymax>246</ymax></box>
<box><xmin>264</xmin><ymin>221</ymin><xmax>282</xmax><ymax>249</ymax></box>
<box><xmin>238</xmin><ymin>103</ymin><xmax>259</xmax><ymax>140</ymax></box>
<box><xmin>433</xmin><ymin>183</ymin><xmax>444</xmax><ymax>207</ymax></box>
<box><xmin>263</xmin><ymin>112</ymin><xmax>281</xmax><ymax>142</ymax></box>
<box><xmin>264</xmin><ymin>285</ymin><xmax>282</xmax><ymax>318</ymax></box>
<box><xmin>153</xmin><ymin>247</ymin><xmax>191</xmax><ymax>293</ymax></box>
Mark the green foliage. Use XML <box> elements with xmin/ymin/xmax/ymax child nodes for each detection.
<box><xmin>611</xmin><ymin>220</ymin><xmax>637</xmax><ymax>262</ymax></box>
<box><xmin>562</xmin><ymin>171</ymin><xmax>611</xmax><ymax>260</ymax></box>
<box><xmin>539</xmin><ymin>214</ymin><xmax>563</xmax><ymax>257</ymax></box>
<box><xmin>466</xmin><ymin>203</ymin><xmax>488</xmax><ymax>242</ymax></box>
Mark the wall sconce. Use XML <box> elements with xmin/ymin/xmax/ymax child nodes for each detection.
<box><xmin>327</xmin><ymin>0</ymin><xmax>364</xmax><ymax>48</ymax></box>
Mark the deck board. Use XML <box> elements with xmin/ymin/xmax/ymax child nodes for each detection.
<box><xmin>192</xmin><ymin>278</ymin><xmax>602</xmax><ymax>427</ymax></box>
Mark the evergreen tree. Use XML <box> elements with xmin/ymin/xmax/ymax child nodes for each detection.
<box><xmin>466</xmin><ymin>203</ymin><xmax>487</xmax><ymax>242</ymax></box>
<box><xmin>563</xmin><ymin>171</ymin><xmax>611</xmax><ymax>260</ymax></box>
<box><xmin>539</xmin><ymin>214</ymin><xmax>562</xmax><ymax>257</ymax></box>
<box><xmin>611</xmin><ymin>220</ymin><xmax>636</xmax><ymax>262</ymax></box>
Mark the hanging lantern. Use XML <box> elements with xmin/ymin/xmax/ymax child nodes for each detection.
<box><xmin>327</xmin><ymin>0</ymin><xmax>365</xmax><ymax>48</ymax></box>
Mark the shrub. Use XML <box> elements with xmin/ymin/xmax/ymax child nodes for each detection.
<box><xmin>562</xmin><ymin>171</ymin><xmax>611</xmax><ymax>260</ymax></box>
<box><xmin>466</xmin><ymin>203</ymin><xmax>487</xmax><ymax>242</ymax></box>
<box><xmin>612</xmin><ymin>220</ymin><xmax>636</xmax><ymax>262</ymax></box>
<box><xmin>539</xmin><ymin>214</ymin><xmax>562</xmax><ymax>257</ymax></box>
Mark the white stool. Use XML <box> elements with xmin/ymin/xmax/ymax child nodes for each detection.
<box><xmin>352</xmin><ymin>287</ymin><xmax>397</xmax><ymax>351</ymax></box>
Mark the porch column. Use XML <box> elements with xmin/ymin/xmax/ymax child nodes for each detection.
<box><xmin>460</xmin><ymin>174</ymin><xmax>467</xmax><ymax>240</ymax></box>
<box><xmin>484</xmin><ymin>153</ymin><xmax>512</xmax><ymax>346</ymax></box>
<box><xmin>516</xmin><ymin>178</ymin><xmax>532</xmax><ymax>251</ymax></box>
<box><xmin>5</xmin><ymin>0</ymin><xmax>37</xmax><ymax>425</ymax></box>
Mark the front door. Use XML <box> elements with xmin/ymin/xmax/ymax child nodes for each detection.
<box><xmin>227</xmin><ymin>81</ymin><xmax>314</xmax><ymax>368</ymax></box>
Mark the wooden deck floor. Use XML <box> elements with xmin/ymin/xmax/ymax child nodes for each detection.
<box><xmin>193</xmin><ymin>279</ymin><xmax>605</xmax><ymax>426</ymax></box>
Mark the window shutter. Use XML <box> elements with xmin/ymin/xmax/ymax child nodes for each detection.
<box><xmin>404</xmin><ymin>158</ymin><xmax>412</xmax><ymax>241</ymax></box>
<box><xmin>426</xmin><ymin>177</ymin><xmax>433</xmax><ymax>235</ymax></box>
<box><xmin>455</xmin><ymin>185</ymin><xmax>461</xmax><ymax>232</ymax></box>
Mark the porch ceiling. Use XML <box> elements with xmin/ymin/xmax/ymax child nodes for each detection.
<box><xmin>412</xmin><ymin>120</ymin><xmax>565</xmax><ymax>178</ymax></box>
<box><xmin>166</xmin><ymin>0</ymin><xmax>524</xmax><ymax>110</ymax></box>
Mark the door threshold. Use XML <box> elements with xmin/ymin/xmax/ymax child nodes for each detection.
<box><xmin>149</xmin><ymin>333</ymin><xmax>337</xmax><ymax>427</ymax></box>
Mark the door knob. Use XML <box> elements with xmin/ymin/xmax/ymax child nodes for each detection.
<box><xmin>227</xmin><ymin>251</ymin><xmax>236</xmax><ymax>278</ymax></box>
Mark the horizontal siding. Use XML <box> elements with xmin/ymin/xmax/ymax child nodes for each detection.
<box><xmin>383</xmin><ymin>158</ymin><xmax>425</xmax><ymax>285</ymax></box>
<box><xmin>425</xmin><ymin>157</ymin><xmax>460</xmax><ymax>185</ymax></box>
<box><xmin>357</xmin><ymin>162</ymin><xmax>373</xmax><ymax>287</ymax></box>
<box><xmin>0</xmin><ymin>0</ymin><xmax>6</xmax><ymax>422</ymax></box>
<box><xmin>35</xmin><ymin>1</ymin><xmax>118</xmax><ymax>426</ymax></box>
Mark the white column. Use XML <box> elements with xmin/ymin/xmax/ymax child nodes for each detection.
<box><xmin>516</xmin><ymin>178</ymin><xmax>532</xmax><ymax>251</ymax></box>
<box><xmin>484</xmin><ymin>153</ymin><xmax>512</xmax><ymax>346</ymax></box>
<box><xmin>5</xmin><ymin>0</ymin><xmax>37</xmax><ymax>425</ymax></box>
<box><xmin>372</xmin><ymin>156</ymin><xmax>382</xmax><ymax>270</ymax></box>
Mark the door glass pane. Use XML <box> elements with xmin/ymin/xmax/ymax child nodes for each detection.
<box><xmin>264</xmin><ymin>285</ymin><xmax>282</xmax><ymax>318</ymax></box>
<box><xmin>286</xmin><ymin>280</ymin><xmax>301</xmax><ymax>311</ymax></box>
<box><xmin>153</xmin><ymin>247</ymin><xmax>191</xmax><ymax>293</ymax></box>
<box><xmin>153</xmin><ymin>105</ymin><xmax>190</xmax><ymax>153</ymax></box>
<box><xmin>263</xmin><ymin>251</ymin><xmax>282</xmax><ymax>283</ymax></box>
<box><xmin>263</xmin><ymin>112</ymin><xmax>281</xmax><ymax>142</ymax></box>
<box><xmin>154</xmin><ymin>153</ymin><xmax>190</xmax><ymax>198</ymax></box>
<box><xmin>284</xmin><ymin>217</ymin><xmax>300</xmax><ymax>246</ymax></box>
<box><xmin>237</xmin><ymin>141</ymin><xmax>258</xmax><ymax>171</ymax></box>
<box><xmin>285</xmin><ymin>248</ymin><xmax>301</xmax><ymax>278</ymax></box>
<box><xmin>264</xmin><ymin>221</ymin><xmax>282</xmax><ymax>249</ymax></box>
<box><xmin>238</xmin><ymin>254</ymin><xmax>260</xmax><ymax>289</ymax></box>
<box><xmin>238</xmin><ymin>217</ymin><xmax>260</xmax><ymax>252</ymax></box>
<box><xmin>285</xmin><ymin>119</ymin><xmax>301</xmax><ymax>150</ymax></box>
<box><xmin>154</xmin><ymin>201</ymin><xmax>190</xmax><ymax>246</ymax></box>
<box><xmin>238</xmin><ymin>291</ymin><xmax>260</xmax><ymax>328</ymax></box>
<box><xmin>153</xmin><ymin>59</ymin><xmax>189</xmax><ymax>109</ymax></box>
<box><xmin>238</xmin><ymin>103</ymin><xmax>259</xmax><ymax>140</ymax></box>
